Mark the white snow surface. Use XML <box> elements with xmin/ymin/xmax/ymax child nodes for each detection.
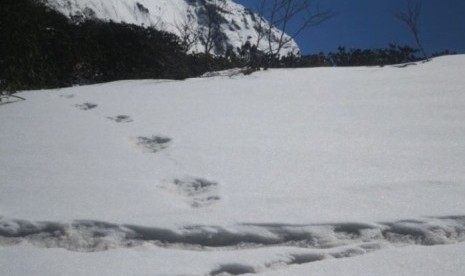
<box><xmin>1</xmin><ymin>55</ymin><xmax>465</xmax><ymax>275</ymax></box>
<box><xmin>40</xmin><ymin>0</ymin><xmax>300</xmax><ymax>55</ymax></box>
<box><xmin>2</xmin><ymin>242</ymin><xmax>465</xmax><ymax>276</ymax></box>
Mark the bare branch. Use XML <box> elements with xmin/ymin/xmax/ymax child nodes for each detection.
<box><xmin>254</xmin><ymin>0</ymin><xmax>267</xmax><ymax>48</ymax></box>
<box><xmin>198</xmin><ymin>0</ymin><xmax>227</xmax><ymax>55</ymax></box>
<box><xmin>395</xmin><ymin>0</ymin><xmax>428</xmax><ymax>60</ymax></box>
<box><xmin>255</xmin><ymin>0</ymin><xmax>333</xmax><ymax>58</ymax></box>
<box><xmin>173</xmin><ymin>13</ymin><xmax>199</xmax><ymax>52</ymax></box>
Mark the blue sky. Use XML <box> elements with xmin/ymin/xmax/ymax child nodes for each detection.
<box><xmin>235</xmin><ymin>0</ymin><xmax>465</xmax><ymax>55</ymax></box>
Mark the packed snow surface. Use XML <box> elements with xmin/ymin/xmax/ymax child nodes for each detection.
<box><xmin>1</xmin><ymin>56</ymin><xmax>465</xmax><ymax>275</ymax></box>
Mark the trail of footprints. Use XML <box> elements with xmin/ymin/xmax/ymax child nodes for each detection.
<box><xmin>72</xmin><ymin>100</ymin><xmax>170</xmax><ymax>153</ymax></box>
<box><xmin>38</xmin><ymin>95</ymin><xmax>465</xmax><ymax>274</ymax></box>
<box><xmin>74</xmin><ymin>100</ymin><xmax>133</xmax><ymax>123</ymax></box>
<box><xmin>70</xmin><ymin>97</ymin><xmax>221</xmax><ymax>208</ymax></box>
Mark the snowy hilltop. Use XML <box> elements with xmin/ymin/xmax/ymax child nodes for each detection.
<box><xmin>39</xmin><ymin>0</ymin><xmax>300</xmax><ymax>56</ymax></box>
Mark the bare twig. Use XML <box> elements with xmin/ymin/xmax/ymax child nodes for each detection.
<box><xmin>395</xmin><ymin>0</ymin><xmax>429</xmax><ymax>60</ymax></box>
<box><xmin>255</xmin><ymin>0</ymin><xmax>333</xmax><ymax>58</ymax></box>
<box><xmin>173</xmin><ymin>12</ymin><xmax>199</xmax><ymax>52</ymax></box>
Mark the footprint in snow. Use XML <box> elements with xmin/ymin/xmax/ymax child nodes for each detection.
<box><xmin>162</xmin><ymin>177</ymin><xmax>221</xmax><ymax>208</ymax></box>
<box><xmin>75</xmin><ymin>102</ymin><xmax>98</xmax><ymax>110</ymax></box>
<box><xmin>136</xmin><ymin>136</ymin><xmax>172</xmax><ymax>153</ymax></box>
<box><xmin>60</xmin><ymin>94</ymin><xmax>75</xmax><ymax>99</ymax></box>
<box><xmin>107</xmin><ymin>115</ymin><xmax>133</xmax><ymax>123</ymax></box>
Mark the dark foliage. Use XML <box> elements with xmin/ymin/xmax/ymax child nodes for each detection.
<box><xmin>0</xmin><ymin>0</ymin><xmax>235</xmax><ymax>91</ymax></box>
<box><xmin>0</xmin><ymin>0</ymin><xmax>455</xmax><ymax>92</ymax></box>
<box><xmin>72</xmin><ymin>20</ymin><xmax>189</xmax><ymax>83</ymax></box>
<box><xmin>239</xmin><ymin>44</ymin><xmax>426</xmax><ymax>70</ymax></box>
<box><xmin>431</xmin><ymin>50</ymin><xmax>457</xmax><ymax>58</ymax></box>
<box><xmin>233</xmin><ymin>42</ymin><xmax>443</xmax><ymax>71</ymax></box>
<box><xmin>1</xmin><ymin>0</ymin><xmax>77</xmax><ymax>90</ymax></box>
<box><xmin>327</xmin><ymin>44</ymin><xmax>420</xmax><ymax>67</ymax></box>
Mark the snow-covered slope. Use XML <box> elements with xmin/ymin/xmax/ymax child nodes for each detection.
<box><xmin>40</xmin><ymin>0</ymin><xmax>300</xmax><ymax>56</ymax></box>
<box><xmin>1</xmin><ymin>56</ymin><xmax>465</xmax><ymax>275</ymax></box>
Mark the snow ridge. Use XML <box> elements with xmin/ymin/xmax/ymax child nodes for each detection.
<box><xmin>39</xmin><ymin>0</ymin><xmax>300</xmax><ymax>56</ymax></box>
<box><xmin>2</xmin><ymin>216</ymin><xmax>465</xmax><ymax>252</ymax></box>
<box><xmin>2</xmin><ymin>216</ymin><xmax>465</xmax><ymax>274</ymax></box>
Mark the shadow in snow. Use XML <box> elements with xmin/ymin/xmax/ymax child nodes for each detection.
<box><xmin>136</xmin><ymin>136</ymin><xmax>172</xmax><ymax>153</ymax></box>
<box><xmin>164</xmin><ymin>177</ymin><xmax>221</xmax><ymax>208</ymax></box>
<box><xmin>210</xmin><ymin>264</ymin><xmax>256</xmax><ymax>276</ymax></box>
<box><xmin>75</xmin><ymin>102</ymin><xmax>98</xmax><ymax>110</ymax></box>
<box><xmin>287</xmin><ymin>253</ymin><xmax>326</xmax><ymax>265</ymax></box>
<box><xmin>107</xmin><ymin>115</ymin><xmax>133</xmax><ymax>123</ymax></box>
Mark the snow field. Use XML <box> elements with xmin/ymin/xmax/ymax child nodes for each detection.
<box><xmin>1</xmin><ymin>56</ymin><xmax>465</xmax><ymax>275</ymax></box>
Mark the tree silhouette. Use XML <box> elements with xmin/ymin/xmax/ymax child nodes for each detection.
<box><xmin>255</xmin><ymin>0</ymin><xmax>333</xmax><ymax>59</ymax></box>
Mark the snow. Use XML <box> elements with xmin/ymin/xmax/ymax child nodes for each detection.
<box><xmin>42</xmin><ymin>0</ymin><xmax>300</xmax><ymax>55</ymax></box>
<box><xmin>2</xmin><ymin>242</ymin><xmax>465</xmax><ymax>276</ymax></box>
<box><xmin>1</xmin><ymin>55</ymin><xmax>465</xmax><ymax>275</ymax></box>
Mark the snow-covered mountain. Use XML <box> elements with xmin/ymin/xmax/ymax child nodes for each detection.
<box><xmin>39</xmin><ymin>0</ymin><xmax>300</xmax><ymax>56</ymax></box>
